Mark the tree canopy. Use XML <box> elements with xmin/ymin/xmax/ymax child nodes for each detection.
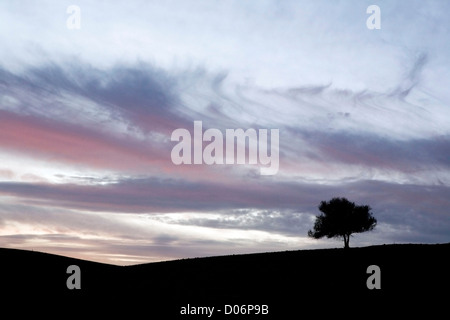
<box><xmin>308</xmin><ymin>197</ymin><xmax>377</xmax><ymax>248</ymax></box>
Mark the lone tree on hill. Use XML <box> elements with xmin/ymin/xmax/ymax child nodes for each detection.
<box><xmin>308</xmin><ymin>197</ymin><xmax>377</xmax><ymax>249</ymax></box>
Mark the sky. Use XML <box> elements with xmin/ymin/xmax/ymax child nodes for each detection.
<box><xmin>0</xmin><ymin>0</ymin><xmax>449</xmax><ymax>265</ymax></box>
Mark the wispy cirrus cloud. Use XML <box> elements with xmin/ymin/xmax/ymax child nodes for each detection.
<box><xmin>1</xmin><ymin>56</ymin><xmax>449</xmax><ymax>264</ymax></box>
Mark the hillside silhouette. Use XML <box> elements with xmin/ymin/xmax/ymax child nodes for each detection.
<box><xmin>1</xmin><ymin>244</ymin><xmax>448</xmax><ymax>317</ymax></box>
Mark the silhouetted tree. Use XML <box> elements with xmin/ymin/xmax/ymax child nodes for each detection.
<box><xmin>308</xmin><ymin>197</ymin><xmax>377</xmax><ymax>249</ymax></box>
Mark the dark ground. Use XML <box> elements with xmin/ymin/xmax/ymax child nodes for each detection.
<box><xmin>1</xmin><ymin>243</ymin><xmax>448</xmax><ymax>318</ymax></box>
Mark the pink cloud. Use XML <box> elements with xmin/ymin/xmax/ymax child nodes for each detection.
<box><xmin>0</xmin><ymin>110</ymin><xmax>252</xmax><ymax>182</ymax></box>
<box><xmin>0</xmin><ymin>110</ymin><xmax>174</xmax><ymax>173</ymax></box>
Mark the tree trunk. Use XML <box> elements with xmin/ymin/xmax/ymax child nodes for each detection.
<box><xmin>343</xmin><ymin>234</ymin><xmax>350</xmax><ymax>249</ymax></box>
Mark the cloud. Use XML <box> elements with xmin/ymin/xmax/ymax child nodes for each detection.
<box><xmin>0</xmin><ymin>62</ymin><xmax>187</xmax><ymax>132</ymax></box>
<box><xmin>390</xmin><ymin>52</ymin><xmax>428</xmax><ymax>99</ymax></box>
<box><xmin>158</xmin><ymin>209</ymin><xmax>313</xmax><ymax>236</ymax></box>
<box><xmin>0</xmin><ymin>177</ymin><xmax>448</xmax><ymax>227</ymax></box>
<box><xmin>0</xmin><ymin>62</ymin><xmax>239</xmax><ymax>179</ymax></box>
<box><xmin>1</xmin><ymin>177</ymin><xmax>448</xmax><ymax>265</ymax></box>
<box><xmin>0</xmin><ymin>109</ymin><xmax>170</xmax><ymax>172</ymax></box>
<box><xmin>0</xmin><ymin>201</ymin><xmax>311</xmax><ymax>264</ymax></box>
<box><xmin>288</xmin><ymin>129</ymin><xmax>450</xmax><ymax>174</ymax></box>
